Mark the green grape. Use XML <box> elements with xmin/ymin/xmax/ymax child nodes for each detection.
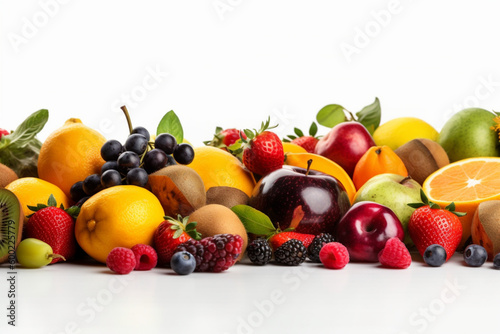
<box><xmin>16</xmin><ymin>238</ymin><xmax>65</xmax><ymax>268</ymax></box>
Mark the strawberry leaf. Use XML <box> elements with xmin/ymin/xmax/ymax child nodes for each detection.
<box><xmin>47</xmin><ymin>194</ymin><xmax>57</xmax><ymax>207</ymax></box>
<box><xmin>185</xmin><ymin>222</ymin><xmax>197</xmax><ymax>231</ymax></box>
<box><xmin>173</xmin><ymin>228</ymin><xmax>183</xmax><ymax>239</ymax></box>
<box><xmin>287</xmin><ymin>135</ymin><xmax>297</xmax><ymax>140</ymax></box>
<box><xmin>309</xmin><ymin>122</ymin><xmax>318</xmax><ymax>137</ymax></box>
<box><xmin>445</xmin><ymin>202</ymin><xmax>456</xmax><ymax>211</ymax></box>
<box><xmin>231</xmin><ymin>205</ymin><xmax>276</xmax><ymax>236</ymax></box>
<box><xmin>294</xmin><ymin>128</ymin><xmax>304</xmax><ymax>137</ymax></box>
<box><xmin>65</xmin><ymin>206</ymin><xmax>81</xmax><ymax>219</ymax></box>
<box><xmin>407</xmin><ymin>203</ymin><xmax>426</xmax><ymax>209</ymax></box>
<box><xmin>451</xmin><ymin>211</ymin><xmax>467</xmax><ymax>217</ymax></box>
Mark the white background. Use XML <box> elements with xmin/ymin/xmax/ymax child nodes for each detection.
<box><xmin>2</xmin><ymin>0</ymin><xmax>500</xmax><ymax>145</ymax></box>
<box><xmin>2</xmin><ymin>1</ymin><xmax>500</xmax><ymax>334</ymax></box>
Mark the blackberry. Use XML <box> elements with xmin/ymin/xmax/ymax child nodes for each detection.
<box><xmin>174</xmin><ymin>234</ymin><xmax>243</xmax><ymax>272</ymax></box>
<box><xmin>274</xmin><ymin>239</ymin><xmax>307</xmax><ymax>266</ymax></box>
<box><xmin>307</xmin><ymin>233</ymin><xmax>334</xmax><ymax>263</ymax></box>
<box><xmin>247</xmin><ymin>238</ymin><xmax>272</xmax><ymax>265</ymax></box>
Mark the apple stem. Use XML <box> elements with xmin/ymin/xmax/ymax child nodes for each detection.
<box><xmin>400</xmin><ymin>176</ymin><xmax>412</xmax><ymax>185</ymax></box>
<box><xmin>121</xmin><ymin>105</ymin><xmax>134</xmax><ymax>134</ymax></box>
<box><xmin>306</xmin><ymin>159</ymin><xmax>313</xmax><ymax>176</ymax></box>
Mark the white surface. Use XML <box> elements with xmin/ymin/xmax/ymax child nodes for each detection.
<box><xmin>1</xmin><ymin>253</ymin><xmax>499</xmax><ymax>334</ymax></box>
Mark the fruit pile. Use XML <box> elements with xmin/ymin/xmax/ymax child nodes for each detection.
<box><xmin>2</xmin><ymin>100</ymin><xmax>500</xmax><ymax>275</ymax></box>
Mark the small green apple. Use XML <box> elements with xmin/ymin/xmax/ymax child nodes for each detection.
<box><xmin>353</xmin><ymin>173</ymin><xmax>422</xmax><ymax>246</ymax></box>
<box><xmin>439</xmin><ymin>108</ymin><xmax>500</xmax><ymax>162</ymax></box>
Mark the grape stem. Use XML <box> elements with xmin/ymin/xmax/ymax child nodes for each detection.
<box><xmin>121</xmin><ymin>106</ymin><xmax>134</xmax><ymax>134</ymax></box>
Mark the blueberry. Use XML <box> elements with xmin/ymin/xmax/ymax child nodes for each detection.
<box><xmin>463</xmin><ymin>244</ymin><xmax>487</xmax><ymax>267</ymax></box>
<box><xmin>493</xmin><ymin>253</ymin><xmax>500</xmax><ymax>269</ymax></box>
<box><xmin>423</xmin><ymin>244</ymin><xmax>447</xmax><ymax>267</ymax></box>
<box><xmin>170</xmin><ymin>251</ymin><xmax>196</xmax><ymax>275</ymax></box>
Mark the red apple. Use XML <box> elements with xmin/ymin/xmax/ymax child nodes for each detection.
<box><xmin>249</xmin><ymin>166</ymin><xmax>351</xmax><ymax>235</ymax></box>
<box><xmin>335</xmin><ymin>201</ymin><xmax>404</xmax><ymax>262</ymax></box>
<box><xmin>314</xmin><ymin>122</ymin><xmax>375</xmax><ymax>176</ymax></box>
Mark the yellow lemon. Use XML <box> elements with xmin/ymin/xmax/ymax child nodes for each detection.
<box><xmin>38</xmin><ymin>118</ymin><xmax>106</xmax><ymax>198</ymax></box>
<box><xmin>75</xmin><ymin>186</ymin><xmax>165</xmax><ymax>263</ymax></box>
<box><xmin>373</xmin><ymin>117</ymin><xmax>438</xmax><ymax>150</ymax></box>
<box><xmin>5</xmin><ymin>177</ymin><xmax>70</xmax><ymax>223</ymax></box>
<box><xmin>187</xmin><ymin>146</ymin><xmax>256</xmax><ymax>197</ymax></box>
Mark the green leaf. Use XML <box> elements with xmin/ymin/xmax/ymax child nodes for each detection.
<box><xmin>407</xmin><ymin>203</ymin><xmax>425</xmax><ymax>209</ymax></box>
<box><xmin>355</xmin><ymin>98</ymin><xmax>381</xmax><ymax>135</ymax></box>
<box><xmin>47</xmin><ymin>194</ymin><xmax>57</xmax><ymax>207</ymax></box>
<box><xmin>4</xmin><ymin>109</ymin><xmax>48</xmax><ymax>148</ymax></box>
<box><xmin>316</xmin><ymin>104</ymin><xmax>346</xmax><ymax>128</ymax></box>
<box><xmin>452</xmin><ymin>211</ymin><xmax>467</xmax><ymax>217</ymax></box>
<box><xmin>173</xmin><ymin>229</ymin><xmax>183</xmax><ymax>239</ymax></box>
<box><xmin>185</xmin><ymin>222</ymin><xmax>197</xmax><ymax>231</ymax></box>
<box><xmin>309</xmin><ymin>122</ymin><xmax>318</xmax><ymax>137</ymax></box>
<box><xmin>244</xmin><ymin>129</ymin><xmax>254</xmax><ymax>140</ymax></box>
<box><xmin>282</xmin><ymin>138</ymin><xmax>290</xmax><ymax>143</ymax></box>
<box><xmin>156</xmin><ymin>110</ymin><xmax>183</xmax><ymax>143</ymax></box>
<box><xmin>231</xmin><ymin>205</ymin><xmax>276</xmax><ymax>236</ymax></box>
<box><xmin>294</xmin><ymin>128</ymin><xmax>304</xmax><ymax>137</ymax></box>
<box><xmin>287</xmin><ymin>135</ymin><xmax>297</xmax><ymax>140</ymax></box>
<box><xmin>445</xmin><ymin>202</ymin><xmax>456</xmax><ymax>212</ymax></box>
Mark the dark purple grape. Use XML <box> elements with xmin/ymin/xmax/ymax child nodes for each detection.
<box><xmin>83</xmin><ymin>174</ymin><xmax>103</xmax><ymax>195</ymax></box>
<box><xmin>101</xmin><ymin>170</ymin><xmax>122</xmax><ymax>188</ymax></box>
<box><xmin>173</xmin><ymin>143</ymin><xmax>195</xmax><ymax>165</ymax></box>
<box><xmin>143</xmin><ymin>149</ymin><xmax>168</xmax><ymax>174</ymax></box>
<box><xmin>126</xmin><ymin>168</ymin><xmax>148</xmax><ymax>187</ymax></box>
<box><xmin>166</xmin><ymin>154</ymin><xmax>177</xmax><ymax>166</ymax></box>
<box><xmin>155</xmin><ymin>133</ymin><xmax>177</xmax><ymax>155</ymax></box>
<box><xmin>70</xmin><ymin>181</ymin><xmax>86</xmax><ymax>202</ymax></box>
<box><xmin>101</xmin><ymin>161</ymin><xmax>119</xmax><ymax>174</ymax></box>
<box><xmin>125</xmin><ymin>134</ymin><xmax>148</xmax><ymax>155</ymax></box>
<box><xmin>131</xmin><ymin>127</ymin><xmax>150</xmax><ymax>141</ymax></box>
<box><xmin>117</xmin><ymin>151</ymin><xmax>140</xmax><ymax>169</ymax></box>
<box><xmin>101</xmin><ymin>139</ymin><xmax>123</xmax><ymax>161</ymax></box>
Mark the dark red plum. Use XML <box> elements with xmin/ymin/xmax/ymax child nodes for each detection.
<box><xmin>249</xmin><ymin>166</ymin><xmax>351</xmax><ymax>235</ymax></box>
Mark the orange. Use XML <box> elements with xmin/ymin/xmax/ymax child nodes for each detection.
<box><xmin>187</xmin><ymin>146</ymin><xmax>256</xmax><ymax>197</ymax></box>
<box><xmin>353</xmin><ymin>146</ymin><xmax>408</xmax><ymax>189</ymax></box>
<box><xmin>5</xmin><ymin>177</ymin><xmax>70</xmax><ymax>223</ymax></box>
<box><xmin>285</xmin><ymin>152</ymin><xmax>356</xmax><ymax>203</ymax></box>
<box><xmin>38</xmin><ymin>118</ymin><xmax>106</xmax><ymax>198</ymax></box>
<box><xmin>282</xmin><ymin>142</ymin><xmax>307</xmax><ymax>154</ymax></box>
<box><xmin>423</xmin><ymin>157</ymin><xmax>500</xmax><ymax>247</ymax></box>
<box><xmin>75</xmin><ymin>185</ymin><xmax>165</xmax><ymax>263</ymax></box>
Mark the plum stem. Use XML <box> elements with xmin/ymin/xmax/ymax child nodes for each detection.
<box><xmin>306</xmin><ymin>159</ymin><xmax>313</xmax><ymax>176</ymax></box>
<box><xmin>121</xmin><ymin>105</ymin><xmax>134</xmax><ymax>134</ymax></box>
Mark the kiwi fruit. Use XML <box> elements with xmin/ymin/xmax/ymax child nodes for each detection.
<box><xmin>0</xmin><ymin>189</ymin><xmax>24</xmax><ymax>264</ymax></box>
<box><xmin>206</xmin><ymin>186</ymin><xmax>250</xmax><ymax>208</ymax></box>
<box><xmin>0</xmin><ymin>163</ymin><xmax>18</xmax><ymax>188</ymax></box>
<box><xmin>187</xmin><ymin>204</ymin><xmax>248</xmax><ymax>261</ymax></box>
<box><xmin>148</xmin><ymin>165</ymin><xmax>206</xmax><ymax>217</ymax></box>
<box><xmin>395</xmin><ymin>138</ymin><xmax>449</xmax><ymax>185</ymax></box>
<box><xmin>471</xmin><ymin>200</ymin><xmax>500</xmax><ymax>260</ymax></box>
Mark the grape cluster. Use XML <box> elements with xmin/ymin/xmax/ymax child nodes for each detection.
<box><xmin>70</xmin><ymin>126</ymin><xmax>195</xmax><ymax>203</ymax></box>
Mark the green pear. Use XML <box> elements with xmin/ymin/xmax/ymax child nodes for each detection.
<box><xmin>354</xmin><ymin>173</ymin><xmax>422</xmax><ymax>246</ymax></box>
<box><xmin>439</xmin><ymin>108</ymin><xmax>500</xmax><ymax>162</ymax></box>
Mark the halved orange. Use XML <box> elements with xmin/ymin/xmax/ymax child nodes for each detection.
<box><xmin>423</xmin><ymin>157</ymin><xmax>500</xmax><ymax>247</ymax></box>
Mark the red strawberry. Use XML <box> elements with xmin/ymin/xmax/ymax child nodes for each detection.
<box><xmin>268</xmin><ymin>231</ymin><xmax>315</xmax><ymax>250</ymax></box>
<box><xmin>203</xmin><ymin>127</ymin><xmax>247</xmax><ymax>149</ymax></box>
<box><xmin>284</xmin><ymin>123</ymin><xmax>320</xmax><ymax>153</ymax></box>
<box><xmin>408</xmin><ymin>190</ymin><xmax>464</xmax><ymax>261</ymax></box>
<box><xmin>153</xmin><ymin>215</ymin><xmax>201</xmax><ymax>266</ymax></box>
<box><xmin>241</xmin><ymin>118</ymin><xmax>284</xmax><ymax>176</ymax></box>
<box><xmin>25</xmin><ymin>195</ymin><xmax>80</xmax><ymax>264</ymax></box>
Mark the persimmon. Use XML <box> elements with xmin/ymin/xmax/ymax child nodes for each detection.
<box><xmin>353</xmin><ymin>146</ymin><xmax>408</xmax><ymax>189</ymax></box>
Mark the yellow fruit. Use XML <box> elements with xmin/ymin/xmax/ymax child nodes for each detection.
<box><xmin>187</xmin><ymin>146</ymin><xmax>256</xmax><ymax>197</ymax></box>
<box><xmin>285</xmin><ymin>152</ymin><xmax>356</xmax><ymax>203</ymax></box>
<box><xmin>5</xmin><ymin>177</ymin><xmax>70</xmax><ymax>223</ymax></box>
<box><xmin>282</xmin><ymin>142</ymin><xmax>307</xmax><ymax>154</ymax></box>
<box><xmin>75</xmin><ymin>186</ymin><xmax>165</xmax><ymax>263</ymax></box>
<box><xmin>423</xmin><ymin>157</ymin><xmax>500</xmax><ymax>247</ymax></box>
<box><xmin>373</xmin><ymin>117</ymin><xmax>438</xmax><ymax>150</ymax></box>
<box><xmin>38</xmin><ymin>118</ymin><xmax>106</xmax><ymax>198</ymax></box>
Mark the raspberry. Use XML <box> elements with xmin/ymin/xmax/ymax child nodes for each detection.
<box><xmin>247</xmin><ymin>238</ymin><xmax>272</xmax><ymax>265</ymax></box>
<box><xmin>106</xmin><ymin>247</ymin><xmax>136</xmax><ymax>274</ymax></box>
<box><xmin>274</xmin><ymin>239</ymin><xmax>307</xmax><ymax>266</ymax></box>
<box><xmin>131</xmin><ymin>244</ymin><xmax>158</xmax><ymax>271</ymax></box>
<box><xmin>174</xmin><ymin>234</ymin><xmax>243</xmax><ymax>272</ymax></box>
<box><xmin>319</xmin><ymin>242</ymin><xmax>349</xmax><ymax>269</ymax></box>
<box><xmin>378</xmin><ymin>237</ymin><xmax>411</xmax><ymax>269</ymax></box>
<box><xmin>308</xmin><ymin>233</ymin><xmax>335</xmax><ymax>263</ymax></box>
